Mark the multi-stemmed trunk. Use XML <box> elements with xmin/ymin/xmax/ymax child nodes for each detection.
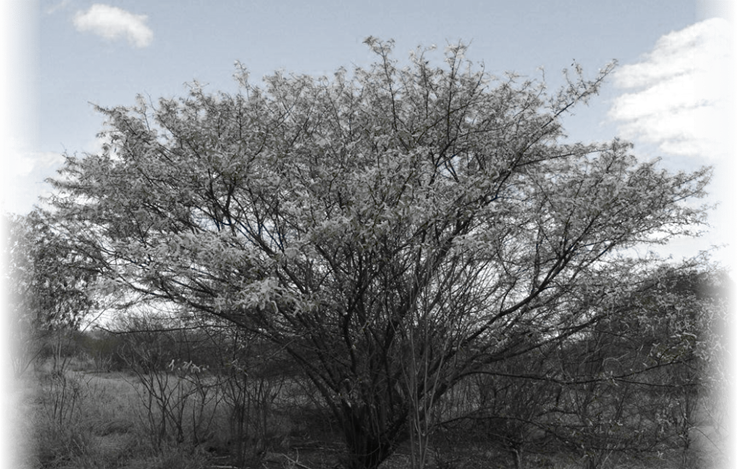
<box><xmin>338</xmin><ymin>402</ymin><xmax>404</xmax><ymax>469</ymax></box>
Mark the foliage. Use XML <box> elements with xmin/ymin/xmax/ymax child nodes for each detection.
<box><xmin>48</xmin><ymin>39</ymin><xmax>711</xmax><ymax>468</ymax></box>
<box><xmin>6</xmin><ymin>210</ymin><xmax>100</xmax><ymax>375</ymax></box>
<box><xmin>456</xmin><ymin>264</ymin><xmax>730</xmax><ymax>468</ymax></box>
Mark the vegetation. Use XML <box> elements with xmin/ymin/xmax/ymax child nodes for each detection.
<box><xmin>9</xmin><ymin>40</ymin><xmax>729</xmax><ymax>468</ymax></box>
<box><xmin>3</xmin><ymin>292</ymin><xmax>729</xmax><ymax>469</ymax></box>
<box><xmin>6</xmin><ymin>210</ymin><xmax>100</xmax><ymax>376</ymax></box>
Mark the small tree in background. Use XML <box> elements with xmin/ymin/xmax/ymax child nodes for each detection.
<box><xmin>534</xmin><ymin>264</ymin><xmax>731</xmax><ymax>468</ymax></box>
<box><xmin>6</xmin><ymin>209</ymin><xmax>100</xmax><ymax>376</ymax></box>
<box><xmin>48</xmin><ymin>39</ymin><xmax>712</xmax><ymax>468</ymax></box>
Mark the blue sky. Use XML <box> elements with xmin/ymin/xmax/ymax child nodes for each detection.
<box><xmin>1</xmin><ymin>0</ymin><xmax>734</xmax><ymax>264</ymax></box>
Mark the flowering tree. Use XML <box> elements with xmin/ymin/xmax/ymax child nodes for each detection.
<box><xmin>49</xmin><ymin>39</ymin><xmax>710</xmax><ymax>468</ymax></box>
<box><xmin>6</xmin><ymin>210</ymin><xmax>100</xmax><ymax>375</ymax></box>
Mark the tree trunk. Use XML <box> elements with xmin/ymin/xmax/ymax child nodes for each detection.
<box><xmin>339</xmin><ymin>404</ymin><xmax>397</xmax><ymax>469</ymax></box>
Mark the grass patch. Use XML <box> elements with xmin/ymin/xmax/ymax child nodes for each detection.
<box><xmin>23</xmin><ymin>356</ymin><xmax>720</xmax><ymax>469</ymax></box>
<box><xmin>23</xmin><ymin>365</ymin><xmax>178</xmax><ymax>468</ymax></box>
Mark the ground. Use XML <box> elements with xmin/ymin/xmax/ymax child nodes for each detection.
<box><xmin>18</xmin><ymin>353</ymin><xmax>716</xmax><ymax>469</ymax></box>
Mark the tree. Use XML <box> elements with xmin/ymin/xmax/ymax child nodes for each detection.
<box><xmin>522</xmin><ymin>263</ymin><xmax>729</xmax><ymax>469</ymax></box>
<box><xmin>6</xmin><ymin>210</ymin><xmax>99</xmax><ymax>375</ymax></box>
<box><xmin>48</xmin><ymin>39</ymin><xmax>711</xmax><ymax>468</ymax></box>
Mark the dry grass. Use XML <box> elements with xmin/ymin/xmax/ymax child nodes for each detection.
<box><xmin>20</xmin><ymin>363</ymin><xmax>212</xmax><ymax>469</ymax></box>
<box><xmin>21</xmin><ymin>359</ymin><xmax>717</xmax><ymax>469</ymax></box>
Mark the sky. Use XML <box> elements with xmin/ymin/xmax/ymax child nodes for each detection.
<box><xmin>1</xmin><ymin>0</ymin><xmax>734</xmax><ymax>267</ymax></box>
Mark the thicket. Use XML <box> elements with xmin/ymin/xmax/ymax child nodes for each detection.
<box><xmin>21</xmin><ymin>264</ymin><xmax>727</xmax><ymax>469</ymax></box>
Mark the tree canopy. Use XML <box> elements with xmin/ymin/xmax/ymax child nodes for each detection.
<box><xmin>48</xmin><ymin>40</ymin><xmax>712</xmax><ymax>468</ymax></box>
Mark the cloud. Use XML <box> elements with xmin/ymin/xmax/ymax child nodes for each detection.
<box><xmin>609</xmin><ymin>18</ymin><xmax>733</xmax><ymax>159</ymax></box>
<box><xmin>3</xmin><ymin>151</ymin><xmax>66</xmax><ymax>214</ymax></box>
<box><xmin>45</xmin><ymin>0</ymin><xmax>71</xmax><ymax>15</ymax></box>
<box><xmin>11</xmin><ymin>151</ymin><xmax>65</xmax><ymax>178</ymax></box>
<box><xmin>73</xmin><ymin>4</ymin><xmax>153</xmax><ymax>48</ymax></box>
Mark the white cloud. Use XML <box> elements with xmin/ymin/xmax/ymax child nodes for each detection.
<box><xmin>45</xmin><ymin>0</ymin><xmax>71</xmax><ymax>15</ymax></box>
<box><xmin>73</xmin><ymin>4</ymin><xmax>153</xmax><ymax>48</ymax></box>
<box><xmin>609</xmin><ymin>18</ymin><xmax>733</xmax><ymax>159</ymax></box>
<box><xmin>3</xmin><ymin>151</ymin><xmax>66</xmax><ymax>214</ymax></box>
<box><xmin>46</xmin><ymin>0</ymin><xmax>71</xmax><ymax>15</ymax></box>
<box><xmin>3</xmin><ymin>137</ymin><xmax>64</xmax><ymax>179</ymax></box>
